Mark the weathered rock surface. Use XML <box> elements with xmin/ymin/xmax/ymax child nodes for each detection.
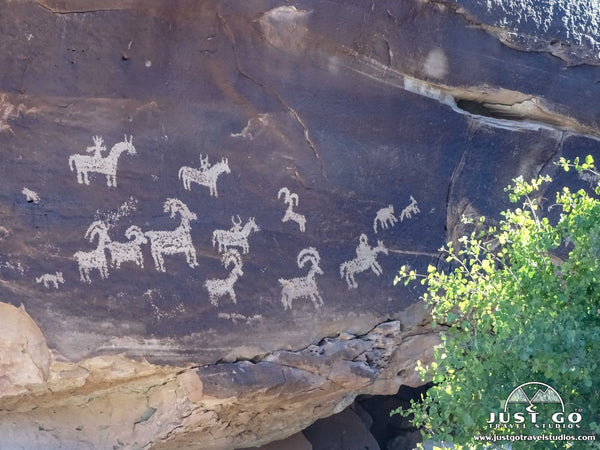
<box><xmin>1</xmin><ymin>0</ymin><xmax>600</xmax><ymax>448</ymax></box>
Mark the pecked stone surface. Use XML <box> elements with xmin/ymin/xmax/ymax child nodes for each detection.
<box><xmin>1</xmin><ymin>0</ymin><xmax>600</xmax><ymax>448</ymax></box>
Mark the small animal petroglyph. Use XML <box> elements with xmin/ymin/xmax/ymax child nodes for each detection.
<box><xmin>145</xmin><ymin>198</ymin><xmax>198</xmax><ymax>272</ymax></box>
<box><xmin>22</xmin><ymin>187</ymin><xmax>40</xmax><ymax>204</ymax></box>
<box><xmin>279</xmin><ymin>247</ymin><xmax>324</xmax><ymax>310</ymax></box>
<box><xmin>218</xmin><ymin>312</ymin><xmax>263</xmax><ymax>325</ymax></box>
<box><xmin>74</xmin><ymin>221</ymin><xmax>111</xmax><ymax>283</ymax></box>
<box><xmin>340</xmin><ymin>234</ymin><xmax>388</xmax><ymax>289</ymax></box>
<box><xmin>278</xmin><ymin>187</ymin><xmax>306</xmax><ymax>232</ymax></box>
<box><xmin>212</xmin><ymin>216</ymin><xmax>260</xmax><ymax>254</ymax></box>
<box><xmin>106</xmin><ymin>225</ymin><xmax>147</xmax><ymax>269</ymax></box>
<box><xmin>399</xmin><ymin>196</ymin><xmax>420</xmax><ymax>222</ymax></box>
<box><xmin>204</xmin><ymin>249</ymin><xmax>244</xmax><ymax>306</ymax></box>
<box><xmin>178</xmin><ymin>154</ymin><xmax>230</xmax><ymax>197</ymax></box>
<box><xmin>69</xmin><ymin>135</ymin><xmax>136</xmax><ymax>187</ymax></box>
<box><xmin>36</xmin><ymin>271</ymin><xmax>64</xmax><ymax>289</ymax></box>
<box><xmin>373</xmin><ymin>205</ymin><xmax>397</xmax><ymax>233</ymax></box>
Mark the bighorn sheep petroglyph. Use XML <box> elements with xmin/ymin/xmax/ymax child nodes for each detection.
<box><xmin>145</xmin><ymin>199</ymin><xmax>198</xmax><ymax>272</ymax></box>
<box><xmin>204</xmin><ymin>249</ymin><xmax>244</xmax><ymax>306</ymax></box>
<box><xmin>278</xmin><ymin>187</ymin><xmax>306</xmax><ymax>232</ymax></box>
<box><xmin>279</xmin><ymin>247</ymin><xmax>324</xmax><ymax>310</ymax></box>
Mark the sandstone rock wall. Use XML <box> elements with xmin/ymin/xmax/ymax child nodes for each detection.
<box><xmin>1</xmin><ymin>0</ymin><xmax>599</xmax><ymax>448</ymax></box>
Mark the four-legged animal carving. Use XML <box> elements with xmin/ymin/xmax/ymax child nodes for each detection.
<box><xmin>106</xmin><ymin>225</ymin><xmax>148</xmax><ymax>269</ymax></box>
<box><xmin>400</xmin><ymin>196</ymin><xmax>420</xmax><ymax>221</ymax></box>
<box><xmin>212</xmin><ymin>216</ymin><xmax>260</xmax><ymax>254</ymax></box>
<box><xmin>69</xmin><ymin>135</ymin><xmax>136</xmax><ymax>187</ymax></box>
<box><xmin>279</xmin><ymin>247</ymin><xmax>324</xmax><ymax>310</ymax></box>
<box><xmin>374</xmin><ymin>205</ymin><xmax>397</xmax><ymax>233</ymax></box>
<box><xmin>204</xmin><ymin>249</ymin><xmax>244</xmax><ymax>306</ymax></box>
<box><xmin>73</xmin><ymin>221</ymin><xmax>111</xmax><ymax>283</ymax></box>
<box><xmin>340</xmin><ymin>234</ymin><xmax>388</xmax><ymax>289</ymax></box>
<box><xmin>179</xmin><ymin>155</ymin><xmax>230</xmax><ymax>197</ymax></box>
<box><xmin>145</xmin><ymin>199</ymin><xmax>198</xmax><ymax>272</ymax></box>
<box><xmin>36</xmin><ymin>271</ymin><xmax>64</xmax><ymax>289</ymax></box>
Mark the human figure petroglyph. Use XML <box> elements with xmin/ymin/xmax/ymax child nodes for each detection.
<box><xmin>212</xmin><ymin>216</ymin><xmax>260</xmax><ymax>254</ymax></box>
<box><xmin>106</xmin><ymin>225</ymin><xmax>148</xmax><ymax>269</ymax></box>
<box><xmin>86</xmin><ymin>135</ymin><xmax>107</xmax><ymax>158</ymax></box>
<box><xmin>399</xmin><ymin>196</ymin><xmax>420</xmax><ymax>222</ymax></box>
<box><xmin>74</xmin><ymin>221</ymin><xmax>111</xmax><ymax>283</ymax></box>
<box><xmin>69</xmin><ymin>135</ymin><xmax>136</xmax><ymax>187</ymax></box>
<box><xmin>278</xmin><ymin>187</ymin><xmax>306</xmax><ymax>232</ymax></box>
<box><xmin>204</xmin><ymin>249</ymin><xmax>244</xmax><ymax>306</ymax></box>
<box><xmin>279</xmin><ymin>247</ymin><xmax>324</xmax><ymax>310</ymax></box>
<box><xmin>340</xmin><ymin>234</ymin><xmax>388</xmax><ymax>289</ymax></box>
<box><xmin>178</xmin><ymin>154</ymin><xmax>230</xmax><ymax>197</ymax></box>
<box><xmin>36</xmin><ymin>271</ymin><xmax>64</xmax><ymax>289</ymax></box>
<box><xmin>373</xmin><ymin>205</ymin><xmax>397</xmax><ymax>233</ymax></box>
<box><xmin>145</xmin><ymin>198</ymin><xmax>198</xmax><ymax>272</ymax></box>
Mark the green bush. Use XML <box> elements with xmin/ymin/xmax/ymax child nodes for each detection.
<box><xmin>392</xmin><ymin>156</ymin><xmax>600</xmax><ymax>449</ymax></box>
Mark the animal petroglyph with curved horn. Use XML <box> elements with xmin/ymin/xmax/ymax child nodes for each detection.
<box><xmin>340</xmin><ymin>234</ymin><xmax>388</xmax><ymax>289</ymax></box>
<box><xmin>212</xmin><ymin>215</ymin><xmax>260</xmax><ymax>254</ymax></box>
<box><xmin>204</xmin><ymin>249</ymin><xmax>244</xmax><ymax>306</ymax></box>
<box><xmin>279</xmin><ymin>247</ymin><xmax>324</xmax><ymax>310</ymax></box>
<box><xmin>179</xmin><ymin>154</ymin><xmax>230</xmax><ymax>197</ymax></box>
<box><xmin>69</xmin><ymin>135</ymin><xmax>136</xmax><ymax>187</ymax></box>
<box><xmin>145</xmin><ymin>198</ymin><xmax>198</xmax><ymax>272</ymax></box>
<box><xmin>106</xmin><ymin>225</ymin><xmax>148</xmax><ymax>269</ymax></box>
<box><xmin>73</xmin><ymin>220</ymin><xmax>111</xmax><ymax>283</ymax></box>
<box><xmin>278</xmin><ymin>187</ymin><xmax>306</xmax><ymax>232</ymax></box>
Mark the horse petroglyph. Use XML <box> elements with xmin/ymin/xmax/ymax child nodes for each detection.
<box><xmin>400</xmin><ymin>196</ymin><xmax>420</xmax><ymax>222</ymax></box>
<box><xmin>340</xmin><ymin>234</ymin><xmax>388</xmax><ymax>289</ymax></box>
<box><xmin>278</xmin><ymin>187</ymin><xmax>306</xmax><ymax>232</ymax></box>
<box><xmin>106</xmin><ymin>225</ymin><xmax>147</xmax><ymax>269</ymax></box>
<box><xmin>74</xmin><ymin>221</ymin><xmax>111</xmax><ymax>283</ymax></box>
<box><xmin>145</xmin><ymin>198</ymin><xmax>198</xmax><ymax>272</ymax></box>
<box><xmin>212</xmin><ymin>215</ymin><xmax>260</xmax><ymax>254</ymax></box>
<box><xmin>279</xmin><ymin>247</ymin><xmax>324</xmax><ymax>310</ymax></box>
<box><xmin>69</xmin><ymin>135</ymin><xmax>136</xmax><ymax>187</ymax></box>
<box><xmin>179</xmin><ymin>154</ymin><xmax>230</xmax><ymax>197</ymax></box>
<box><xmin>36</xmin><ymin>271</ymin><xmax>64</xmax><ymax>289</ymax></box>
<box><xmin>204</xmin><ymin>249</ymin><xmax>244</xmax><ymax>306</ymax></box>
<box><xmin>374</xmin><ymin>205</ymin><xmax>397</xmax><ymax>233</ymax></box>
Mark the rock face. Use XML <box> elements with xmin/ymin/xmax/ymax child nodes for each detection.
<box><xmin>1</xmin><ymin>0</ymin><xmax>600</xmax><ymax>448</ymax></box>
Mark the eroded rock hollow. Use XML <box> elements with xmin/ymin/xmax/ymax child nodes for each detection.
<box><xmin>1</xmin><ymin>0</ymin><xmax>600</xmax><ymax>448</ymax></box>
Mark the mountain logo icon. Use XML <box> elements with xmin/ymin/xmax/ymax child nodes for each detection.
<box><xmin>504</xmin><ymin>382</ymin><xmax>564</xmax><ymax>412</ymax></box>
